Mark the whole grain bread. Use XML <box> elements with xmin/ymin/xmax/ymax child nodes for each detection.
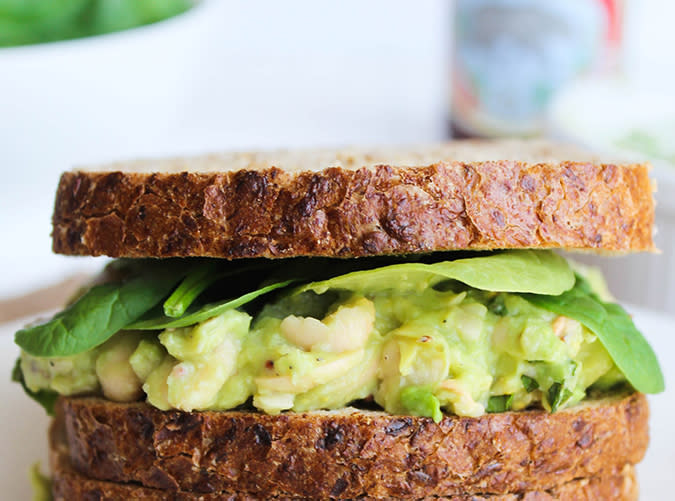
<box><xmin>57</xmin><ymin>392</ymin><xmax>648</xmax><ymax>500</ymax></box>
<box><xmin>52</xmin><ymin>141</ymin><xmax>655</xmax><ymax>258</ymax></box>
<box><xmin>50</xmin><ymin>407</ymin><xmax>638</xmax><ymax>501</ymax></box>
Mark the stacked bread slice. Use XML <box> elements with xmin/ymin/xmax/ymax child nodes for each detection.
<box><xmin>51</xmin><ymin>394</ymin><xmax>646</xmax><ymax>500</ymax></box>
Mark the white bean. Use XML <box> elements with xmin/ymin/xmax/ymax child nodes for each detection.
<box><xmin>95</xmin><ymin>335</ymin><xmax>142</xmax><ymax>402</ymax></box>
<box><xmin>167</xmin><ymin>338</ymin><xmax>237</xmax><ymax>411</ymax></box>
<box><xmin>280</xmin><ymin>296</ymin><xmax>375</xmax><ymax>352</ymax></box>
<box><xmin>437</xmin><ymin>379</ymin><xmax>484</xmax><ymax>417</ymax></box>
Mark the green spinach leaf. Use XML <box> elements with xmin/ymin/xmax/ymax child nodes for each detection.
<box><xmin>128</xmin><ymin>279</ymin><xmax>296</xmax><ymax>330</ymax></box>
<box><xmin>296</xmin><ymin>250</ymin><xmax>575</xmax><ymax>296</ymax></box>
<box><xmin>163</xmin><ymin>262</ymin><xmax>219</xmax><ymax>317</ymax></box>
<box><xmin>14</xmin><ymin>260</ymin><xmax>189</xmax><ymax>357</ymax></box>
<box><xmin>163</xmin><ymin>262</ymin><xmax>275</xmax><ymax>318</ymax></box>
<box><xmin>524</xmin><ymin>279</ymin><xmax>665</xmax><ymax>394</ymax></box>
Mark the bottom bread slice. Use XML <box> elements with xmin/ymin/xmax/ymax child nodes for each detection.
<box><xmin>50</xmin><ymin>415</ymin><xmax>638</xmax><ymax>501</ymax></box>
<box><xmin>56</xmin><ymin>392</ymin><xmax>648</xmax><ymax>499</ymax></box>
<box><xmin>50</xmin><ymin>422</ymin><xmax>638</xmax><ymax>501</ymax></box>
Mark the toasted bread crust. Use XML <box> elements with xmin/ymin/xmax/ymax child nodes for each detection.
<box><xmin>50</xmin><ymin>408</ymin><xmax>638</xmax><ymax>501</ymax></box>
<box><xmin>57</xmin><ymin>393</ymin><xmax>648</xmax><ymax>499</ymax></box>
<box><xmin>52</xmin><ymin>148</ymin><xmax>655</xmax><ymax>258</ymax></box>
<box><xmin>51</xmin><ymin>462</ymin><xmax>638</xmax><ymax>501</ymax></box>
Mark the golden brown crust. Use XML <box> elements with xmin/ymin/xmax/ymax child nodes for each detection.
<box><xmin>52</xmin><ymin>152</ymin><xmax>655</xmax><ymax>258</ymax></box>
<box><xmin>56</xmin><ymin>393</ymin><xmax>648</xmax><ymax>499</ymax></box>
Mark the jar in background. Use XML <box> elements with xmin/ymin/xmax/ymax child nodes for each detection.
<box><xmin>450</xmin><ymin>0</ymin><xmax>624</xmax><ymax>138</ymax></box>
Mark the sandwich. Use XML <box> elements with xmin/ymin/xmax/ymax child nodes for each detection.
<box><xmin>13</xmin><ymin>140</ymin><xmax>663</xmax><ymax>500</ymax></box>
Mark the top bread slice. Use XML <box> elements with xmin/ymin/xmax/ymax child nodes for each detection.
<box><xmin>52</xmin><ymin>140</ymin><xmax>655</xmax><ymax>259</ymax></box>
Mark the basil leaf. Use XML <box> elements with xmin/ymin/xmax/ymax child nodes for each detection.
<box><xmin>297</xmin><ymin>250</ymin><xmax>574</xmax><ymax>296</ymax></box>
<box><xmin>128</xmin><ymin>279</ymin><xmax>296</xmax><ymax>330</ymax></box>
<box><xmin>521</xmin><ymin>375</ymin><xmax>539</xmax><ymax>393</ymax></box>
<box><xmin>11</xmin><ymin>359</ymin><xmax>58</xmax><ymax>416</ymax></box>
<box><xmin>487</xmin><ymin>394</ymin><xmax>513</xmax><ymax>413</ymax></box>
<box><xmin>547</xmin><ymin>382</ymin><xmax>573</xmax><ymax>412</ymax></box>
<box><xmin>524</xmin><ymin>280</ymin><xmax>665</xmax><ymax>394</ymax></box>
<box><xmin>15</xmin><ymin>260</ymin><xmax>190</xmax><ymax>357</ymax></box>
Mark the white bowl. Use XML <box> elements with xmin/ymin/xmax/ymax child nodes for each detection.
<box><xmin>0</xmin><ymin>1</ymin><xmax>218</xmax><ymax>168</ymax></box>
<box><xmin>0</xmin><ymin>1</ymin><xmax>218</xmax><ymax>298</ymax></box>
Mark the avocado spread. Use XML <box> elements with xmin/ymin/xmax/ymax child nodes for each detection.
<box><xmin>16</xmin><ymin>251</ymin><xmax>664</xmax><ymax>421</ymax></box>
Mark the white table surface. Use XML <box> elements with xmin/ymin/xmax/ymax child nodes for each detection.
<box><xmin>1</xmin><ymin>306</ymin><xmax>673</xmax><ymax>500</ymax></box>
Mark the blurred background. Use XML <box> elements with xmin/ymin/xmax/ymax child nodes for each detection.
<box><xmin>0</xmin><ymin>0</ymin><xmax>673</xmax><ymax>315</ymax></box>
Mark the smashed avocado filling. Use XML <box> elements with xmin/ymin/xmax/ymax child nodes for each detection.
<box><xmin>13</xmin><ymin>251</ymin><xmax>664</xmax><ymax>422</ymax></box>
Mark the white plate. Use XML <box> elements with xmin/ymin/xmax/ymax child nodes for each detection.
<box><xmin>1</xmin><ymin>307</ymin><xmax>673</xmax><ymax>500</ymax></box>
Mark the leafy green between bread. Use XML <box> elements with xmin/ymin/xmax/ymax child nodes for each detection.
<box><xmin>162</xmin><ymin>262</ymin><xmax>268</xmax><ymax>318</ymax></box>
<box><xmin>524</xmin><ymin>276</ymin><xmax>665</xmax><ymax>394</ymax></box>
<box><xmin>12</xmin><ymin>251</ymin><xmax>664</xmax><ymax>403</ymax></box>
<box><xmin>163</xmin><ymin>261</ymin><xmax>222</xmax><ymax>317</ymax></box>
<box><xmin>295</xmin><ymin>250</ymin><xmax>575</xmax><ymax>296</ymax></box>
<box><xmin>12</xmin><ymin>359</ymin><xmax>57</xmax><ymax>415</ymax></box>
<box><xmin>127</xmin><ymin>279</ymin><xmax>296</xmax><ymax>330</ymax></box>
<box><xmin>14</xmin><ymin>259</ymin><xmax>193</xmax><ymax>357</ymax></box>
